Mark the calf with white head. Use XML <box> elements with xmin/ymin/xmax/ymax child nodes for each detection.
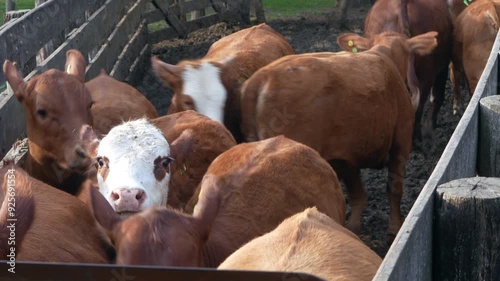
<box><xmin>95</xmin><ymin>119</ymin><xmax>174</xmax><ymax>215</ymax></box>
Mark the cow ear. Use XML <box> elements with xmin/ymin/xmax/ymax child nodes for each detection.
<box><xmin>337</xmin><ymin>33</ymin><xmax>370</xmax><ymax>53</ymax></box>
<box><xmin>169</xmin><ymin>129</ymin><xmax>195</xmax><ymax>167</ymax></box>
<box><xmin>77</xmin><ymin>180</ymin><xmax>121</xmax><ymax>234</ymax></box>
<box><xmin>192</xmin><ymin>174</ymin><xmax>221</xmax><ymax>242</ymax></box>
<box><xmin>65</xmin><ymin>50</ymin><xmax>87</xmax><ymax>83</ymax></box>
<box><xmin>407</xmin><ymin>31</ymin><xmax>438</xmax><ymax>56</ymax></box>
<box><xmin>3</xmin><ymin>60</ymin><xmax>26</xmax><ymax>102</ymax></box>
<box><xmin>151</xmin><ymin>56</ymin><xmax>181</xmax><ymax>88</ymax></box>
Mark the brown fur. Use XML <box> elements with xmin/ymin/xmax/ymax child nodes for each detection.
<box><xmin>219</xmin><ymin>207</ymin><xmax>382</xmax><ymax>281</ymax></box>
<box><xmin>89</xmin><ymin>136</ymin><xmax>346</xmax><ymax>267</ymax></box>
<box><xmin>3</xmin><ymin>51</ymin><xmax>96</xmax><ymax>195</ymax></box>
<box><xmin>86</xmin><ymin>70</ymin><xmax>158</xmax><ymax>136</ymax></box>
<box><xmin>150</xmin><ymin>110</ymin><xmax>236</xmax><ymax>210</ymax></box>
<box><xmin>241</xmin><ymin>31</ymin><xmax>438</xmax><ymax>238</ymax></box>
<box><xmin>364</xmin><ymin>0</ymin><xmax>453</xmax><ymax>149</ymax></box>
<box><xmin>151</xmin><ymin>23</ymin><xmax>295</xmax><ymax>143</ymax></box>
<box><xmin>450</xmin><ymin>0</ymin><xmax>500</xmax><ymax>114</ymax></box>
<box><xmin>0</xmin><ymin>164</ymin><xmax>114</xmax><ymax>263</ymax></box>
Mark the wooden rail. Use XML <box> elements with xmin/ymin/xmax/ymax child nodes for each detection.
<box><xmin>373</xmin><ymin>30</ymin><xmax>500</xmax><ymax>281</ymax></box>
<box><xmin>0</xmin><ymin>0</ymin><xmax>150</xmax><ymax>159</ymax></box>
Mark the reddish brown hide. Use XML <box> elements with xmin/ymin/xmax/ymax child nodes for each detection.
<box><xmin>87</xmin><ymin>136</ymin><xmax>346</xmax><ymax>268</ymax></box>
<box><xmin>241</xmin><ymin>31</ymin><xmax>438</xmax><ymax>239</ymax></box>
<box><xmin>150</xmin><ymin>110</ymin><xmax>236</xmax><ymax>210</ymax></box>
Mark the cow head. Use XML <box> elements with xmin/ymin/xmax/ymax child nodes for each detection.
<box><xmin>151</xmin><ymin>57</ymin><xmax>228</xmax><ymax>124</ymax></box>
<box><xmin>3</xmin><ymin>50</ymin><xmax>96</xmax><ymax>174</ymax></box>
<box><xmin>95</xmin><ymin>119</ymin><xmax>174</xmax><ymax>216</ymax></box>
<box><xmin>337</xmin><ymin>31</ymin><xmax>438</xmax><ymax>111</ymax></box>
<box><xmin>84</xmin><ymin>173</ymin><xmax>221</xmax><ymax>267</ymax></box>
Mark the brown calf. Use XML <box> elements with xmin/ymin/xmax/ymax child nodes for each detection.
<box><xmin>241</xmin><ymin>31</ymin><xmax>438</xmax><ymax>238</ymax></box>
<box><xmin>3</xmin><ymin>51</ymin><xmax>96</xmax><ymax>195</ymax></box>
<box><xmin>86</xmin><ymin>70</ymin><xmax>158</xmax><ymax>136</ymax></box>
<box><xmin>449</xmin><ymin>0</ymin><xmax>500</xmax><ymax>114</ymax></box>
<box><xmin>151</xmin><ymin>23</ymin><xmax>295</xmax><ymax>142</ymax></box>
<box><xmin>89</xmin><ymin>136</ymin><xmax>346</xmax><ymax>267</ymax></box>
<box><xmin>219</xmin><ymin>207</ymin><xmax>382</xmax><ymax>281</ymax></box>
<box><xmin>0</xmin><ymin>163</ymin><xmax>114</xmax><ymax>263</ymax></box>
<box><xmin>364</xmin><ymin>0</ymin><xmax>453</xmax><ymax>150</ymax></box>
<box><xmin>151</xmin><ymin>110</ymin><xmax>236</xmax><ymax>210</ymax></box>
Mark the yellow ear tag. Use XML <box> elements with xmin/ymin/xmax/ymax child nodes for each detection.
<box><xmin>352</xmin><ymin>48</ymin><xmax>358</xmax><ymax>53</ymax></box>
<box><xmin>348</xmin><ymin>40</ymin><xmax>354</xmax><ymax>47</ymax></box>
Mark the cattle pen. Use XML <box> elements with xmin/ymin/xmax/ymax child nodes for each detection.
<box><xmin>0</xmin><ymin>0</ymin><xmax>500</xmax><ymax>280</ymax></box>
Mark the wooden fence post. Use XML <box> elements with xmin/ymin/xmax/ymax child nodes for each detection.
<box><xmin>253</xmin><ymin>0</ymin><xmax>265</xmax><ymax>23</ymax></box>
<box><xmin>191</xmin><ymin>9</ymin><xmax>205</xmax><ymax>20</ymax></box>
<box><xmin>479</xmin><ymin>95</ymin><xmax>500</xmax><ymax>177</ymax></box>
<box><xmin>6</xmin><ymin>0</ymin><xmax>15</xmax><ymax>12</ymax></box>
<box><xmin>434</xmin><ymin>177</ymin><xmax>500</xmax><ymax>281</ymax></box>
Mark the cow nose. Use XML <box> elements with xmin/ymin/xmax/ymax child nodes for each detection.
<box><xmin>111</xmin><ymin>188</ymin><xmax>147</xmax><ymax>213</ymax></box>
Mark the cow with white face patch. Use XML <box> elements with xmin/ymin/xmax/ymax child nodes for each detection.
<box><xmin>95</xmin><ymin>119</ymin><xmax>174</xmax><ymax>216</ymax></box>
<box><xmin>152</xmin><ymin>23</ymin><xmax>295</xmax><ymax>143</ymax></box>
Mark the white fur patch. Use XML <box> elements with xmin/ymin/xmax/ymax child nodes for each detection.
<box><xmin>96</xmin><ymin>118</ymin><xmax>171</xmax><ymax>213</ymax></box>
<box><xmin>182</xmin><ymin>62</ymin><xmax>227</xmax><ymax>123</ymax></box>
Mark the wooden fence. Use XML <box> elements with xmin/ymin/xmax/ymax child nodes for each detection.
<box><xmin>0</xmin><ymin>0</ymin><xmax>255</xmax><ymax>161</ymax></box>
<box><xmin>373</xmin><ymin>30</ymin><xmax>500</xmax><ymax>280</ymax></box>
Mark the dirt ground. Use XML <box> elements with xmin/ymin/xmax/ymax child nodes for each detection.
<box><xmin>136</xmin><ymin>4</ymin><xmax>470</xmax><ymax>258</ymax></box>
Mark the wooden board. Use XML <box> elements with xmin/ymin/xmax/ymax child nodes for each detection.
<box><xmin>0</xmin><ymin>0</ymin><xmax>102</xmax><ymax>84</ymax></box>
<box><xmin>111</xmin><ymin>20</ymin><xmax>149</xmax><ymax>81</ymax></box>
<box><xmin>152</xmin><ymin>0</ymin><xmax>188</xmax><ymax>38</ymax></box>
<box><xmin>85</xmin><ymin>0</ymin><xmax>149</xmax><ymax>80</ymax></box>
<box><xmin>126</xmin><ymin>43</ymin><xmax>150</xmax><ymax>86</ymax></box>
<box><xmin>0</xmin><ymin>90</ymin><xmax>26</xmax><ymax>160</ymax></box>
<box><xmin>35</xmin><ymin>0</ymin><xmax>134</xmax><ymax>74</ymax></box>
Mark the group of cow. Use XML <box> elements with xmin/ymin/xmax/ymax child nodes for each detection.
<box><xmin>0</xmin><ymin>0</ymin><xmax>498</xmax><ymax>280</ymax></box>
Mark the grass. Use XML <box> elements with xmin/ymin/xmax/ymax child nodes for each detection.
<box><xmin>263</xmin><ymin>0</ymin><xmax>336</xmax><ymax>19</ymax></box>
<box><xmin>0</xmin><ymin>0</ymin><xmax>35</xmax><ymax>22</ymax></box>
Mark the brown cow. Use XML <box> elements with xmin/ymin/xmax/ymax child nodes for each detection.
<box><xmin>363</xmin><ymin>0</ymin><xmax>453</xmax><ymax>151</ymax></box>
<box><xmin>151</xmin><ymin>110</ymin><xmax>236</xmax><ymax>210</ymax></box>
<box><xmin>449</xmin><ymin>0</ymin><xmax>500</xmax><ymax>115</ymax></box>
<box><xmin>219</xmin><ymin>207</ymin><xmax>382</xmax><ymax>281</ymax></box>
<box><xmin>86</xmin><ymin>70</ymin><xmax>158</xmax><ymax>136</ymax></box>
<box><xmin>0</xmin><ymin>163</ymin><xmax>115</xmax><ymax>263</ymax></box>
<box><xmin>89</xmin><ymin>136</ymin><xmax>346</xmax><ymax>267</ymax></box>
<box><xmin>3</xmin><ymin>51</ymin><xmax>97</xmax><ymax>195</ymax></box>
<box><xmin>241</xmin><ymin>31</ymin><xmax>438</xmax><ymax>239</ymax></box>
<box><xmin>151</xmin><ymin>23</ymin><xmax>295</xmax><ymax>143</ymax></box>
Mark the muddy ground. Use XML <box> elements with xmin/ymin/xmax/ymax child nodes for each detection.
<box><xmin>136</xmin><ymin>5</ymin><xmax>470</xmax><ymax>258</ymax></box>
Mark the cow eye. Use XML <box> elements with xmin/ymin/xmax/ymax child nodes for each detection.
<box><xmin>37</xmin><ymin>109</ymin><xmax>47</xmax><ymax>119</ymax></box>
<box><xmin>161</xmin><ymin>157</ymin><xmax>174</xmax><ymax>168</ymax></box>
<box><xmin>96</xmin><ymin>157</ymin><xmax>105</xmax><ymax>168</ymax></box>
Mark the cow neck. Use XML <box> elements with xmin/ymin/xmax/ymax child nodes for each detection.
<box><xmin>369</xmin><ymin>44</ymin><xmax>407</xmax><ymax>82</ymax></box>
<box><xmin>26</xmin><ymin>140</ymin><xmax>85</xmax><ymax>195</ymax></box>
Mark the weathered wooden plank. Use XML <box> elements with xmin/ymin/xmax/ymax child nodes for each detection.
<box><xmin>478</xmin><ymin>96</ymin><xmax>500</xmax><ymax>177</ymax></box>
<box><xmin>126</xmin><ymin>44</ymin><xmax>150</xmax><ymax>86</ymax></box>
<box><xmin>0</xmin><ymin>0</ymin><xmax>102</xmax><ymax>84</ymax></box>
<box><xmin>110</xmin><ymin>20</ymin><xmax>148</xmax><ymax>81</ymax></box>
<box><xmin>185</xmin><ymin>13</ymin><xmax>221</xmax><ymax>33</ymax></box>
<box><xmin>35</xmin><ymin>0</ymin><xmax>133</xmax><ymax>74</ymax></box>
<box><xmin>0</xmin><ymin>90</ymin><xmax>26</xmax><ymax>160</ymax></box>
<box><xmin>145</xmin><ymin>9</ymin><xmax>166</xmax><ymax>23</ymax></box>
<box><xmin>0</xmin><ymin>138</ymin><xmax>28</xmax><ymax>169</ymax></box>
<box><xmin>152</xmin><ymin>0</ymin><xmax>188</xmax><ymax>37</ymax></box>
<box><xmin>148</xmin><ymin>26</ymin><xmax>179</xmax><ymax>44</ymax></box>
<box><xmin>435</xmin><ymin>177</ymin><xmax>500</xmax><ymax>281</ymax></box>
<box><xmin>85</xmin><ymin>0</ymin><xmax>149</xmax><ymax>80</ymax></box>
<box><xmin>3</xmin><ymin>9</ymin><xmax>31</xmax><ymax>24</ymax></box>
<box><xmin>183</xmin><ymin>0</ymin><xmax>211</xmax><ymax>14</ymax></box>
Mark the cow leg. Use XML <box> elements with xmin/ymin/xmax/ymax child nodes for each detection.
<box><xmin>333</xmin><ymin>162</ymin><xmax>366</xmax><ymax>234</ymax></box>
<box><xmin>386</xmin><ymin>146</ymin><xmax>407</xmax><ymax>240</ymax></box>
<box><xmin>449</xmin><ymin>62</ymin><xmax>463</xmax><ymax>116</ymax></box>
